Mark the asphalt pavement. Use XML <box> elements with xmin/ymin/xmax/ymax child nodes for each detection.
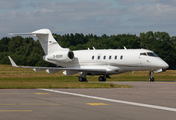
<box><xmin>0</xmin><ymin>82</ymin><xmax>176</xmax><ymax>120</ymax></box>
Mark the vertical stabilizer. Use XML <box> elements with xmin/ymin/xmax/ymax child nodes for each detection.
<box><xmin>32</xmin><ymin>29</ymin><xmax>64</xmax><ymax>55</ymax></box>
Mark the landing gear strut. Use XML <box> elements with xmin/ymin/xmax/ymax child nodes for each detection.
<box><xmin>149</xmin><ymin>71</ymin><xmax>154</xmax><ymax>82</ymax></box>
<box><xmin>98</xmin><ymin>75</ymin><xmax>106</xmax><ymax>82</ymax></box>
<box><xmin>78</xmin><ymin>72</ymin><xmax>87</xmax><ymax>82</ymax></box>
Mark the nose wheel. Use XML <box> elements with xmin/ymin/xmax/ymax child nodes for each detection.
<box><xmin>149</xmin><ymin>77</ymin><xmax>154</xmax><ymax>82</ymax></box>
<box><xmin>149</xmin><ymin>71</ymin><xmax>154</xmax><ymax>82</ymax></box>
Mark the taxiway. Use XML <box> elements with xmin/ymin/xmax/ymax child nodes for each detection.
<box><xmin>0</xmin><ymin>82</ymin><xmax>176</xmax><ymax>120</ymax></box>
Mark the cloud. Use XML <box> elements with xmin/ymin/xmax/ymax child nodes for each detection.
<box><xmin>0</xmin><ymin>1</ymin><xmax>123</xmax><ymax>37</ymax></box>
<box><xmin>26</xmin><ymin>2</ymin><xmax>37</xmax><ymax>8</ymax></box>
<box><xmin>131</xmin><ymin>4</ymin><xmax>175</xmax><ymax>16</ymax></box>
<box><xmin>124</xmin><ymin>3</ymin><xmax>176</xmax><ymax>23</ymax></box>
<box><xmin>38</xmin><ymin>1</ymin><xmax>121</xmax><ymax>21</ymax></box>
<box><xmin>0</xmin><ymin>0</ymin><xmax>176</xmax><ymax>38</ymax></box>
<box><xmin>115</xmin><ymin>0</ymin><xmax>176</xmax><ymax>5</ymax></box>
<box><xmin>0</xmin><ymin>0</ymin><xmax>21</xmax><ymax>9</ymax></box>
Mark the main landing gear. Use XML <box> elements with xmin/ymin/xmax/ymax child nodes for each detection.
<box><xmin>149</xmin><ymin>71</ymin><xmax>154</xmax><ymax>82</ymax></box>
<box><xmin>78</xmin><ymin>72</ymin><xmax>87</xmax><ymax>82</ymax></box>
<box><xmin>78</xmin><ymin>72</ymin><xmax>109</xmax><ymax>82</ymax></box>
<box><xmin>78</xmin><ymin>76</ymin><xmax>87</xmax><ymax>82</ymax></box>
<box><xmin>98</xmin><ymin>75</ymin><xmax>107</xmax><ymax>82</ymax></box>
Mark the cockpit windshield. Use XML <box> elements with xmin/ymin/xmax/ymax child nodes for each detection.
<box><xmin>140</xmin><ymin>52</ymin><xmax>159</xmax><ymax>57</ymax></box>
<box><xmin>140</xmin><ymin>53</ymin><xmax>147</xmax><ymax>56</ymax></box>
<box><xmin>147</xmin><ymin>52</ymin><xmax>159</xmax><ymax>57</ymax></box>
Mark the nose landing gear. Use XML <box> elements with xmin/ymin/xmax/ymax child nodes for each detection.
<box><xmin>149</xmin><ymin>71</ymin><xmax>154</xmax><ymax>82</ymax></box>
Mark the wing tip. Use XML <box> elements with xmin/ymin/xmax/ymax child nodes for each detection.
<box><xmin>8</xmin><ymin>56</ymin><xmax>18</xmax><ymax>67</ymax></box>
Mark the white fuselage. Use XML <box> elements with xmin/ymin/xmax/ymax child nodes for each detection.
<box><xmin>47</xmin><ymin>49</ymin><xmax>168</xmax><ymax>75</ymax></box>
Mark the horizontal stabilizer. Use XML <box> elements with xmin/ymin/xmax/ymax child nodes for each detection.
<box><xmin>9</xmin><ymin>33</ymin><xmax>47</xmax><ymax>36</ymax></box>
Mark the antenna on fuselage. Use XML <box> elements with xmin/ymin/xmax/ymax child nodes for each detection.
<box><xmin>124</xmin><ymin>46</ymin><xmax>127</xmax><ymax>50</ymax></box>
<box><xmin>93</xmin><ymin>47</ymin><xmax>95</xmax><ymax>50</ymax></box>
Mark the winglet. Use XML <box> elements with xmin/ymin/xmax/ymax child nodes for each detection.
<box><xmin>8</xmin><ymin>56</ymin><xmax>18</xmax><ymax>67</ymax></box>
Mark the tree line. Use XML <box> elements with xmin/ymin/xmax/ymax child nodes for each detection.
<box><xmin>0</xmin><ymin>31</ymin><xmax>176</xmax><ymax>69</ymax></box>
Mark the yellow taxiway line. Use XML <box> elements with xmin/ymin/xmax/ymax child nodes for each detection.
<box><xmin>35</xmin><ymin>93</ymin><xmax>50</xmax><ymax>95</ymax></box>
<box><xmin>86</xmin><ymin>103</ymin><xmax>110</xmax><ymax>105</ymax></box>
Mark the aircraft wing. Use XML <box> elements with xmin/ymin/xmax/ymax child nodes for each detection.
<box><xmin>8</xmin><ymin>56</ymin><xmax>106</xmax><ymax>73</ymax></box>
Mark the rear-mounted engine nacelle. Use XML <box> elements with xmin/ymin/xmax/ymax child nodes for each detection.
<box><xmin>44</xmin><ymin>51</ymin><xmax>74</xmax><ymax>62</ymax></box>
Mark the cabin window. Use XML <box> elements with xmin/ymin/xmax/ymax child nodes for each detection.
<box><xmin>115</xmin><ymin>56</ymin><xmax>117</xmax><ymax>60</ymax></box>
<box><xmin>120</xmin><ymin>55</ymin><xmax>123</xmax><ymax>60</ymax></box>
<box><xmin>104</xmin><ymin>56</ymin><xmax>106</xmax><ymax>60</ymax></box>
<box><xmin>140</xmin><ymin>53</ymin><xmax>147</xmax><ymax>56</ymax></box>
<box><xmin>98</xmin><ymin>56</ymin><xmax>100</xmax><ymax>59</ymax></box>
<box><xmin>92</xmin><ymin>56</ymin><xmax>94</xmax><ymax>60</ymax></box>
<box><xmin>109</xmin><ymin>56</ymin><xmax>111</xmax><ymax>59</ymax></box>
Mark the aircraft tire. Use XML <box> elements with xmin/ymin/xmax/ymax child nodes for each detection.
<box><xmin>78</xmin><ymin>77</ymin><xmax>87</xmax><ymax>82</ymax></box>
<box><xmin>149</xmin><ymin>77</ymin><xmax>154</xmax><ymax>82</ymax></box>
<box><xmin>98</xmin><ymin>76</ymin><xmax>103</xmax><ymax>82</ymax></box>
<box><xmin>103</xmin><ymin>77</ymin><xmax>106</xmax><ymax>82</ymax></box>
<box><xmin>98</xmin><ymin>76</ymin><xmax>106</xmax><ymax>82</ymax></box>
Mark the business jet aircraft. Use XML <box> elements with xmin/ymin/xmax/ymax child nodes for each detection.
<box><xmin>8</xmin><ymin>29</ymin><xmax>169</xmax><ymax>82</ymax></box>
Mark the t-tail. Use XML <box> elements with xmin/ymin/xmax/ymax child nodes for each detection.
<box><xmin>10</xmin><ymin>29</ymin><xmax>74</xmax><ymax>63</ymax></box>
<box><xmin>33</xmin><ymin>29</ymin><xmax>65</xmax><ymax>54</ymax></box>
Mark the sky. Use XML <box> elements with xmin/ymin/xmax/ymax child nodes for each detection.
<box><xmin>0</xmin><ymin>0</ymin><xmax>176</xmax><ymax>38</ymax></box>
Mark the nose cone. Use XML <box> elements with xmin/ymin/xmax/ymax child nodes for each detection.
<box><xmin>161</xmin><ymin>61</ymin><xmax>169</xmax><ymax>69</ymax></box>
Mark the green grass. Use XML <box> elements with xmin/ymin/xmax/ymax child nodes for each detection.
<box><xmin>0</xmin><ymin>65</ymin><xmax>132</xmax><ymax>89</ymax></box>
<box><xmin>0</xmin><ymin>65</ymin><xmax>176</xmax><ymax>89</ymax></box>
<box><xmin>0</xmin><ymin>76</ymin><xmax>131</xmax><ymax>89</ymax></box>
